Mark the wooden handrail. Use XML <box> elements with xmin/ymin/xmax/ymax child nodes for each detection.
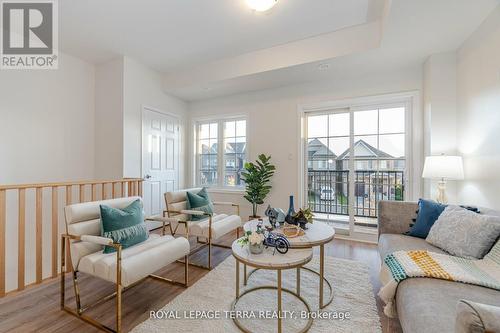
<box><xmin>0</xmin><ymin>178</ymin><xmax>143</xmax><ymax>297</ymax></box>
<box><xmin>0</xmin><ymin>178</ymin><xmax>142</xmax><ymax>190</ymax></box>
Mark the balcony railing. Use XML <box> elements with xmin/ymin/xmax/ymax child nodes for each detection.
<box><xmin>307</xmin><ymin>170</ymin><xmax>404</xmax><ymax>218</ymax></box>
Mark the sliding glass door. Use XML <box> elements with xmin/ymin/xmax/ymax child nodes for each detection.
<box><xmin>307</xmin><ymin>110</ymin><xmax>351</xmax><ymax>226</ymax></box>
<box><xmin>305</xmin><ymin>104</ymin><xmax>408</xmax><ymax>234</ymax></box>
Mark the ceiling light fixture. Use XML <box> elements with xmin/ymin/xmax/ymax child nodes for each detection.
<box><xmin>246</xmin><ymin>0</ymin><xmax>278</xmax><ymax>12</ymax></box>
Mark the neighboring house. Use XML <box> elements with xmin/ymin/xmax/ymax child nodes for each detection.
<box><xmin>224</xmin><ymin>142</ymin><xmax>246</xmax><ymax>185</ymax></box>
<box><xmin>337</xmin><ymin>139</ymin><xmax>404</xmax><ymax>171</ymax></box>
<box><xmin>200</xmin><ymin>142</ymin><xmax>246</xmax><ymax>185</ymax></box>
<box><xmin>307</xmin><ymin>138</ymin><xmax>336</xmax><ymax>170</ymax></box>
<box><xmin>308</xmin><ymin>139</ymin><xmax>405</xmax><ymax>206</ymax></box>
<box><xmin>308</xmin><ymin>139</ymin><xmax>405</xmax><ymax>171</ymax></box>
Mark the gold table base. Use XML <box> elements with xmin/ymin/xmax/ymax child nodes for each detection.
<box><xmin>232</xmin><ymin>241</ymin><xmax>315</xmax><ymax>333</ymax></box>
<box><xmin>232</xmin><ymin>282</ymin><xmax>313</xmax><ymax>333</ymax></box>
<box><xmin>244</xmin><ymin>265</ymin><xmax>334</xmax><ymax>309</ymax></box>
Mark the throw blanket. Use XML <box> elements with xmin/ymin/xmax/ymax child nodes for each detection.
<box><xmin>378</xmin><ymin>243</ymin><xmax>500</xmax><ymax>318</ymax></box>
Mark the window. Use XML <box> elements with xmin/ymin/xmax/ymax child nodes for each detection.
<box><xmin>197</xmin><ymin>122</ymin><xmax>218</xmax><ymax>186</ymax></box>
<box><xmin>305</xmin><ymin>103</ymin><xmax>408</xmax><ymax>230</ymax></box>
<box><xmin>195</xmin><ymin>118</ymin><xmax>247</xmax><ymax>187</ymax></box>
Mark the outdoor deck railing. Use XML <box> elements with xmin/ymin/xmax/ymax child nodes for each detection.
<box><xmin>307</xmin><ymin>170</ymin><xmax>404</xmax><ymax>218</ymax></box>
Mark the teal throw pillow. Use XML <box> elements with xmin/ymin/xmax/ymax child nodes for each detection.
<box><xmin>100</xmin><ymin>199</ymin><xmax>148</xmax><ymax>253</ymax></box>
<box><xmin>407</xmin><ymin>199</ymin><xmax>446</xmax><ymax>239</ymax></box>
<box><xmin>186</xmin><ymin>188</ymin><xmax>214</xmax><ymax>221</ymax></box>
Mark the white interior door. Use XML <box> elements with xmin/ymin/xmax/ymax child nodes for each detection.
<box><xmin>142</xmin><ymin>108</ymin><xmax>180</xmax><ymax>218</ymax></box>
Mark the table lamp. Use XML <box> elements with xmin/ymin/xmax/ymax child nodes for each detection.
<box><xmin>422</xmin><ymin>155</ymin><xmax>464</xmax><ymax>204</ymax></box>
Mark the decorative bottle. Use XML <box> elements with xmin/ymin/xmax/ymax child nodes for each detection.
<box><xmin>285</xmin><ymin>195</ymin><xmax>296</xmax><ymax>224</ymax></box>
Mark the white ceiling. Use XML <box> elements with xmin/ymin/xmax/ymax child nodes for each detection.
<box><xmin>59</xmin><ymin>0</ymin><xmax>499</xmax><ymax>101</ymax></box>
<box><xmin>60</xmin><ymin>0</ymin><xmax>374</xmax><ymax>71</ymax></box>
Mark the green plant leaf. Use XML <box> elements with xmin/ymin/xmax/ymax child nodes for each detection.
<box><xmin>242</xmin><ymin>154</ymin><xmax>275</xmax><ymax>214</ymax></box>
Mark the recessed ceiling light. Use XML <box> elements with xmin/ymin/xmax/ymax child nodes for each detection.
<box><xmin>246</xmin><ymin>0</ymin><xmax>278</xmax><ymax>12</ymax></box>
<box><xmin>317</xmin><ymin>63</ymin><xmax>331</xmax><ymax>71</ymax></box>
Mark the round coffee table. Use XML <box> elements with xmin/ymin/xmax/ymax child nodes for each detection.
<box><xmin>244</xmin><ymin>220</ymin><xmax>335</xmax><ymax>309</ymax></box>
<box><xmin>231</xmin><ymin>240</ymin><xmax>313</xmax><ymax>333</ymax></box>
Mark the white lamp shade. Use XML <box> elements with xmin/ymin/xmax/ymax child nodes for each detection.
<box><xmin>422</xmin><ymin>155</ymin><xmax>464</xmax><ymax>180</ymax></box>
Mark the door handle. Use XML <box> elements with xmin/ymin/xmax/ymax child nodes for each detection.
<box><xmin>144</xmin><ymin>174</ymin><xmax>152</xmax><ymax>179</ymax></box>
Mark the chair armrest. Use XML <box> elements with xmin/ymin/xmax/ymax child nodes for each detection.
<box><xmin>456</xmin><ymin>300</ymin><xmax>500</xmax><ymax>333</ymax></box>
<box><xmin>213</xmin><ymin>202</ymin><xmax>240</xmax><ymax>216</ymax></box>
<box><xmin>63</xmin><ymin>233</ymin><xmax>119</xmax><ymax>248</ymax></box>
<box><xmin>145</xmin><ymin>216</ymin><xmax>176</xmax><ymax>224</ymax></box>
<box><xmin>213</xmin><ymin>201</ymin><xmax>237</xmax><ymax>206</ymax></box>
<box><xmin>166</xmin><ymin>209</ymin><xmax>209</xmax><ymax>216</ymax></box>
<box><xmin>146</xmin><ymin>216</ymin><xmax>177</xmax><ymax>235</ymax></box>
<box><xmin>81</xmin><ymin>235</ymin><xmax>114</xmax><ymax>246</ymax></box>
<box><xmin>167</xmin><ymin>209</ymin><xmax>211</xmax><ymax>216</ymax></box>
<box><xmin>378</xmin><ymin>201</ymin><xmax>418</xmax><ymax>238</ymax></box>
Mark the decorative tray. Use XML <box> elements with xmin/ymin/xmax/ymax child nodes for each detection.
<box><xmin>281</xmin><ymin>225</ymin><xmax>305</xmax><ymax>238</ymax></box>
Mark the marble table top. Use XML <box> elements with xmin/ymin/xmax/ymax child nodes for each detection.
<box><xmin>231</xmin><ymin>239</ymin><xmax>313</xmax><ymax>270</ymax></box>
<box><xmin>244</xmin><ymin>219</ymin><xmax>335</xmax><ymax>248</ymax></box>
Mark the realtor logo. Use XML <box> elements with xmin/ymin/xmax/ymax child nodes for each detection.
<box><xmin>1</xmin><ymin>0</ymin><xmax>58</xmax><ymax>69</ymax></box>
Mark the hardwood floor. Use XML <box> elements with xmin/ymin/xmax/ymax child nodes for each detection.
<box><xmin>0</xmin><ymin>231</ymin><xmax>402</xmax><ymax>333</ymax></box>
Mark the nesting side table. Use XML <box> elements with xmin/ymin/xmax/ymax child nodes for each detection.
<box><xmin>231</xmin><ymin>240</ymin><xmax>313</xmax><ymax>333</ymax></box>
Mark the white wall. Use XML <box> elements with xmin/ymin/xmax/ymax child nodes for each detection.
<box><xmin>423</xmin><ymin>52</ymin><xmax>459</xmax><ymax>202</ymax></box>
<box><xmin>0</xmin><ymin>53</ymin><xmax>189</xmax><ymax>292</ymax></box>
<box><xmin>0</xmin><ymin>52</ymin><xmax>95</xmax><ymax>292</ymax></box>
<box><xmin>0</xmin><ymin>53</ymin><xmax>95</xmax><ymax>184</ymax></box>
<box><xmin>189</xmin><ymin>66</ymin><xmax>423</xmax><ymax>217</ymax></box>
<box><xmin>93</xmin><ymin>56</ymin><xmax>189</xmax><ymax>185</ymax></box>
<box><xmin>123</xmin><ymin>57</ymin><xmax>188</xmax><ymax>186</ymax></box>
<box><xmin>456</xmin><ymin>6</ymin><xmax>500</xmax><ymax>209</ymax></box>
<box><xmin>94</xmin><ymin>57</ymin><xmax>124</xmax><ymax>179</ymax></box>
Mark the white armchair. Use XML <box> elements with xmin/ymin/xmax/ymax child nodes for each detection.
<box><xmin>61</xmin><ymin>196</ymin><xmax>190</xmax><ymax>333</ymax></box>
<box><xmin>164</xmin><ymin>188</ymin><xmax>242</xmax><ymax>270</ymax></box>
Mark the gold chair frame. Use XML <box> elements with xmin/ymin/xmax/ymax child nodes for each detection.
<box><xmin>164</xmin><ymin>196</ymin><xmax>241</xmax><ymax>270</ymax></box>
<box><xmin>60</xmin><ymin>218</ymin><xmax>189</xmax><ymax>333</ymax></box>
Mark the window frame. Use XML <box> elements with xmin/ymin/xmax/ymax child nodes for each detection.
<box><xmin>193</xmin><ymin>115</ymin><xmax>248</xmax><ymax>189</ymax></box>
<box><xmin>298</xmin><ymin>91</ymin><xmax>421</xmax><ymax>242</ymax></box>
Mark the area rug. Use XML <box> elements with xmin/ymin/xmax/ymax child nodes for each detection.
<box><xmin>132</xmin><ymin>255</ymin><xmax>381</xmax><ymax>333</ymax></box>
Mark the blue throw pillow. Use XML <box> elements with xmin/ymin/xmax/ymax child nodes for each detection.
<box><xmin>100</xmin><ymin>199</ymin><xmax>148</xmax><ymax>253</ymax></box>
<box><xmin>407</xmin><ymin>199</ymin><xmax>446</xmax><ymax>238</ymax></box>
<box><xmin>186</xmin><ymin>188</ymin><xmax>214</xmax><ymax>221</ymax></box>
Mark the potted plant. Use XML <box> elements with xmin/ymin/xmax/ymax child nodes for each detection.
<box><xmin>293</xmin><ymin>207</ymin><xmax>314</xmax><ymax>229</ymax></box>
<box><xmin>241</xmin><ymin>154</ymin><xmax>276</xmax><ymax>219</ymax></box>
<box><xmin>237</xmin><ymin>230</ymin><xmax>265</xmax><ymax>254</ymax></box>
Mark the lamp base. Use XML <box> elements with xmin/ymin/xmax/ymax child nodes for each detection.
<box><xmin>436</xmin><ymin>180</ymin><xmax>447</xmax><ymax>204</ymax></box>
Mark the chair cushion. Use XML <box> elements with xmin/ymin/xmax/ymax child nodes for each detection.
<box><xmin>66</xmin><ymin>196</ymin><xmax>142</xmax><ymax>225</ymax></box>
<box><xmin>189</xmin><ymin>214</ymin><xmax>242</xmax><ymax>239</ymax></box>
<box><xmin>165</xmin><ymin>188</ymin><xmax>202</xmax><ymax>222</ymax></box>
<box><xmin>65</xmin><ymin>197</ymin><xmax>142</xmax><ymax>270</ymax></box>
<box><xmin>171</xmin><ymin>213</ymin><xmax>241</xmax><ymax>239</ymax></box>
<box><xmin>100</xmin><ymin>199</ymin><xmax>148</xmax><ymax>253</ymax></box>
<box><xmin>186</xmin><ymin>188</ymin><xmax>214</xmax><ymax>221</ymax></box>
<box><xmin>78</xmin><ymin>234</ymin><xmax>190</xmax><ymax>287</ymax></box>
